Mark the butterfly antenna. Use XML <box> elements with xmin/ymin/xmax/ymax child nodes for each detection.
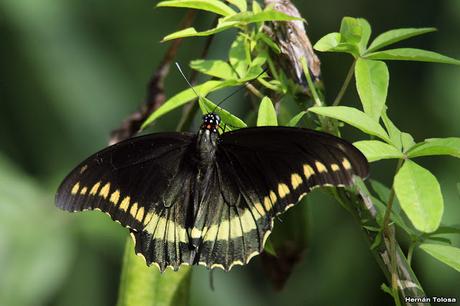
<box><xmin>175</xmin><ymin>62</ymin><xmax>212</xmax><ymax>113</ymax></box>
<box><xmin>213</xmin><ymin>66</ymin><xmax>268</xmax><ymax>112</ymax></box>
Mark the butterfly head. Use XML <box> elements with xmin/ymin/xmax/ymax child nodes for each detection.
<box><xmin>201</xmin><ymin>113</ymin><xmax>221</xmax><ymax>133</ymax></box>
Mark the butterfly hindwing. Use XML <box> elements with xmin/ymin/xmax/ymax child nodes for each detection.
<box><xmin>188</xmin><ymin>163</ymin><xmax>271</xmax><ymax>270</ymax></box>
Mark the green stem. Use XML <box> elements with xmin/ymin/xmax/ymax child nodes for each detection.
<box><xmin>300</xmin><ymin>57</ymin><xmax>323</xmax><ymax>107</ymax></box>
<box><xmin>382</xmin><ymin>159</ymin><xmax>404</xmax><ymax>230</ymax></box>
<box><xmin>332</xmin><ymin>60</ymin><xmax>356</xmax><ymax>106</ymax></box>
<box><xmin>407</xmin><ymin>242</ymin><xmax>417</xmax><ymax>266</ymax></box>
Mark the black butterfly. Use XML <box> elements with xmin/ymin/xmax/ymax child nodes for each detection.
<box><xmin>56</xmin><ymin>112</ymin><xmax>369</xmax><ymax>271</ymax></box>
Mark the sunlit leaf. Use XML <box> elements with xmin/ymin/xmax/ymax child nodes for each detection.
<box><xmin>407</xmin><ymin>137</ymin><xmax>460</xmax><ymax>158</ymax></box>
<box><xmin>358</xmin><ymin>18</ymin><xmax>371</xmax><ymax>53</ymax></box>
<box><xmin>141</xmin><ymin>80</ymin><xmax>235</xmax><ymax>129</ymax></box>
<box><xmin>162</xmin><ymin>21</ymin><xmax>238</xmax><ymax>41</ymax></box>
<box><xmin>313</xmin><ymin>32</ymin><xmax>342</xmax><ymax>52</ymax></box>
<box><xmin>229</xmin><ymin>34</ymin><xmax>249</xmax><ymax>78</ymax></box>
<box><xmin>381</xmin><ymin>110</ymin><xmax>402</xmax><ymax>150</ymax></box>
<box><xmin>401</xmin><ymin>132</ymin><xmax>416</xmax><ymax>152</ymax></box>
<box><xmin>355</xmin><ymin>59</ymin><xmax>389</xmax><ymax>121</ymax></box>
<box><xmin>198</xmin><ymin>97</ymin><xmax>247</xmax><ymax>129</ymax></box>
<box><xmin>309</xmin><ymin>106</ymin><xmax>390</xmax><ymax>142</ymax></box>
<box><xmin>190</xmin><ymin>60</ymin><xmax>236</xmax><ymax>79</ymax></box>
<box><xmin>252</xmin><ymin>0</ymin><xmax>262</xmax><ymax>13</ymax></box>
<box><xmin>394</xmin><ymin>160</ymin><xmax>444</xmax><ymax>233</ymax></box>
<box><xmin>367</xmin><ymin>27</ymin><xmax>437</xmax><ymax>52</ymax></box>
<box><xmin>257</xmin><ymin>97</ymin><xmax>278</xmax><ymax>126</ymax></box>
<box><xmin>223</xmin><ymin>8</ymin><xmax>302</xmax><ymax>23</ymax></box>
<box><xmin>287</xmin><ymin>111</ymin><xmax>307</xmax><ymax>127</ymax></box>
<box><xmin>365</xmin><ymin>48</ymin><xmax>460</xmax><ymax>65</ymax></box>
<box><xmin>226</xmin><ymin>0</ymin><xmax>247</xmax><ymax>12</ymax></box>
<box><xmin>353</xmin><ymin>140</ymin><xmax>403</xmax><ymax>162</ymax></box>
<box><xmin>419</xmin><ymin>244</ymin><xmax>460</xmax><ymax>272</ymax></box>
<box><xmin>340</xmin><ymin>17</ymin><xmax>362</xmax><ymax>44</ymax></box>
<box><xmin>157</xmin><ymin>0</ymin><xmax>236</xmax><ymax>16</ymax></box>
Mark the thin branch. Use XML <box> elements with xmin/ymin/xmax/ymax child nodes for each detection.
<box><xmin>175</xmin><ymin>17</ymin><xmax>218</xmax><ymax>132</ymax></box>
<box><xmin>332</xmin><ymin>60</ymin><xmax>356</xmax><ymax>106</ymax></box>
<box><xmin>109</xmin><ymin>10</ymin><xmax>196</xmax><ymax>144</ymax></box>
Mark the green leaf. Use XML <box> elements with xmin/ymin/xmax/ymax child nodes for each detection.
<box><xmin>257</xmin><ymin>32</ymin><xmax>281</xmax><ymax>54</ymax></box>
<box><xmin>162</xmin><ymin>21</ymin><xmax>237</xmax><ymax>41</ymax></box>
<box><xmin>355</xmin><ymin>59</ymin><xmax>389</xmax><ymax>121</ymax></box>
<box><xmin>394</xmin><ymin>160</ymin><xmax>444</xmax><ymax>233</ymax></box>
<box><xmin>226</xmin><ymin>0</ymin><xmax>247</xmax><ymax>12</ymax></box>
<box><xmin>367</xmin><ymin>27</ymin><xmax>437</xmax><ymax>52</ymax></box>
<box><xmin>309</xmin><ymin>106</ymin><xmax>390</xmax><ymax>142</ymax></box>
<box><xmin>428</xmin><ymin>224</ymin><xmax>460</xmax><ymax>235</ymax></box>
<box><xmin>198</xmin><ymin>97</ymin><xmax>247</xmax><ymax>129</ymax></box>
<box><xmin>339</xmin><ymin>17</ymin><xmax>367</xmax><ymax>56</ymax></box>
<box><xmin>263</xmin><ymin>238</ymin><xmax>277</xmax><ymax>256</ymax></box>
<box><xmin>365</xmin><ymin>48</ymin><xmax>460</xmax><ymax>65</ymax></box>
<box><xmin>190</xmin><ymin>60</ymin><xmax>236</xmax><ymax>80</ymax></box>
<box><xmin>407</xmin><ymin>137</ymin><xmax>460</xmax><ymax>158</ymax></box>
<box><xmin>223</xmin><ymin>8</ymin><xmax>303</xmax><ymax>23</ymax></box>
<box><xmin>425</xmin><ymin>237</ymin><xmax>452</xmax><ymax>244</ymax></box>
<box><xmin>381</xmin><ymin>110</ymin><xmax>402</xmax><ymax>150</ymax></box>
<box><xmin>229</xmin><ymin>34</ymin><xmax>249</xmax><ymax>78</ymax></box>
<box><xmin>141</xmin><ymin>80</ymin><xmax>233</xmax><ymax>129</ymax></box>
<box><xmin>117</xmin><ymin>239</ymin><xmax>192</xmax><ymax>306</ymax></box>
<box><xmin>252</xmin><ymin>0</ymin><xmax>262</xmax><ymax>13</ymax></box>
<box><xmin>157</xmin><ymin>0</ymin><xmax>236</xmax><ymax>16</ymax></box>
<box><xmin>370</xmin><ymin>179</ymin><xmax>392</xmax><ymax>203</ymax></box>
<box><xmin>353</xmin><ymin>140</ymin><xmax>403</xmax><ymax>162</ymax></box>
<box><xmin>419</xmin><ymin>244</ymin><xmax>460</xmax><ymax>272</ymax></box>
<box><xmin>340</xmin><ymin>17</ymin><xmax>362</xmax><ymax>44</ymax></box>
<box><xmin>358</xmin><ymin>18</ymin><xmax>372</xmax><ymax>53</ymax></box>
<box><xmin>401</xmin><ymin>132</ymin><xmax>416</xmax><ymax>152</ymax></box>
<box><xmin>313</xmin><ymin>32</ymin><xmax>342</xmax><ymax>52</ymax></box>
<box><xmin>257</xmin><ymin>97</ymin><xmax>278</xmax><ymax>126</ymax></box>
<box><xmin>287</xmin><ymin>111</ymin><xmax>307</xmax><ymax>127</ymax></box>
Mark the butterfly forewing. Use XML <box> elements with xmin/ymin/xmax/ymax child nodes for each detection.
<box><xmin>56</xmin><ymin>132</ymin><xmax>195</xmax><ymax>232</ymax></box>
<box><xmin>218</xmin><ymin>127</ymin><xmax>369</xmax><ymax>216</ymax></box>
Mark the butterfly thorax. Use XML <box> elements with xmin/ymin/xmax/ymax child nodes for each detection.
<box><xmin>196</xmin><ymin>113</ymin><xmax>220</xmax><ymax>169</ymax></box>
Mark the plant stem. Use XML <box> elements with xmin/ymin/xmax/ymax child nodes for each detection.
<box><xmin>300</xmin><ymin>57</ymin><xmax>323</xmax><ymax>107</ymax></box>
<box><xmin>382</xmin><ymin>159</ymin><xmax>404</xmax><ymax>230</ymax></box>
<box><xmin>332</xmin><ymin>60</ymin><xmax>356</xmax><ymax>106</ymax></box>
<box><xmin>407</xmin><ymin>242</ymin><xmax>416</xmax><ymax>266</ymax></box>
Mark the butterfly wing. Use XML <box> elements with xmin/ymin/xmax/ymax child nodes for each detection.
<box><xmin>187</xmin><ymin>127</ymin><xmax>368</xmax><ymax>270</ymax></box>
<box><xmin>56</xmin><ymin>132</ymin><xmax>197</xmax><ymax>270</ymax></box>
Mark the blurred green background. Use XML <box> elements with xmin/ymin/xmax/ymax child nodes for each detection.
<box><xmin>1</xmin><ymin>0</ymin><xmax>459</xmax><ymax>305</ymax></box>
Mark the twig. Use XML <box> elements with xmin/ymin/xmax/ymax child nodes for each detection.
<box><xmin>332</xmin><ymin>60</ymin><xmax>356</xmax><ymax>106</ymax></box>
<box><xmin>175</xmin><ymin>17</ymin><xmax>218</xmax><ymax>132</ymax></box>
<box><xmin>109</xmin><ymin>10</ymin><xmax>196</xmax><ymax>144</ymax></box>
